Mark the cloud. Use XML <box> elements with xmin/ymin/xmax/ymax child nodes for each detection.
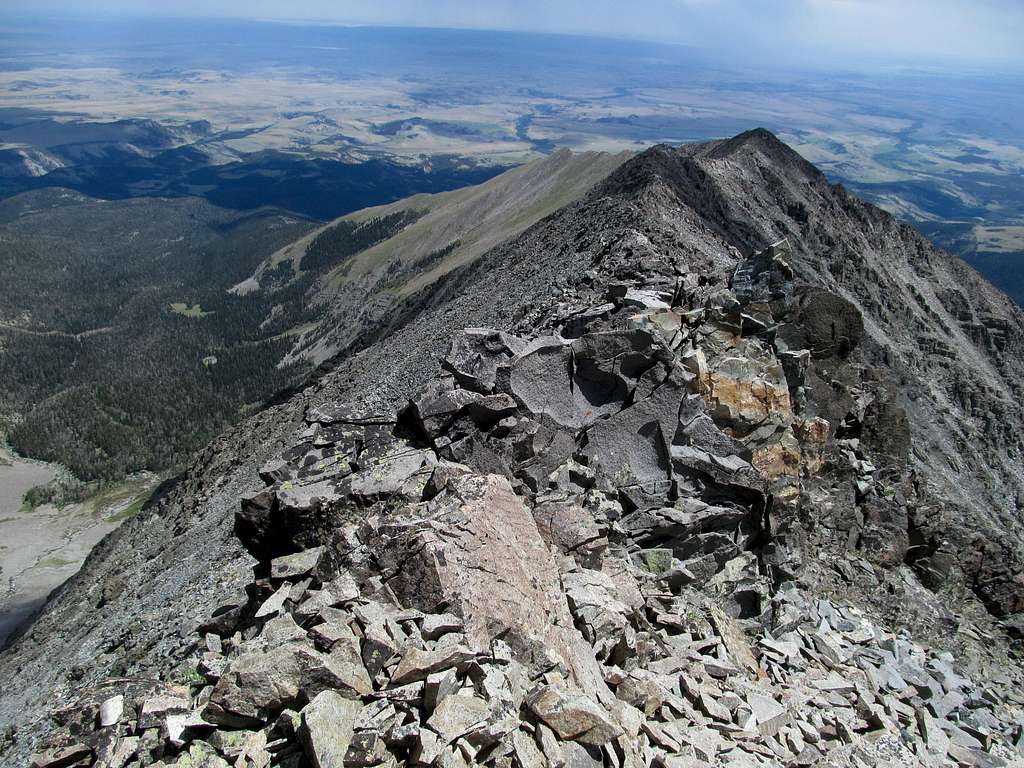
<box><xmin>6</xmin><ymin>0</ymin><xmax>1023</xmax><ymax>67</ymax></box>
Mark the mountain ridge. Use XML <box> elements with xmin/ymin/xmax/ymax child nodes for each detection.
<box><xmin>3</xmin><ymin>129</ymin><xmax>1024</xmax><ymax>768</ymax></box>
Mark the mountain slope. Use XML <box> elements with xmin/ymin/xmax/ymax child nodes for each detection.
<box><xmin>3</xmin><ymin>131</ymin><xmax>1024</xmax><ymax>767</ymax></box>
<box><xmin>0</xmin><ymin>190</ymin><xmax>317</xmax><ymax>479</ymax></box>
<box><xmin>234</xmin><ymin>148</ymin><xmax>631</xmax><ymax>364</ymax></box>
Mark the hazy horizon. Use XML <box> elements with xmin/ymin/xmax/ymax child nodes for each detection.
<box><xmin>3</xmin><ymin>0</ymin><xmax>1023</xmax><ymax>71</ymax></box>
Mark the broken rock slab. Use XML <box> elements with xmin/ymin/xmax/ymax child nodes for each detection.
<box><xmin>205</xmin><ymin>642</ymin><xmax>370</xmax><ymax>727</ymax></box>
<box><xmin>442</xmin><ymin>328</ymin><xmax>526</xmax><ymax>394</ymax></box>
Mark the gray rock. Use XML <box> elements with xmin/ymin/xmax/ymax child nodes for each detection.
<box><xmin>263</xmin><ymin>613</ymin><xmax>308</xmax><ymax>645</ymax></box>
<box><xmin>408</xmin><ymin>379</ymin><xmax>490</xmax><ymax>438</ymax></box>
<box><xmin>345</xmin><ymin>731</ymin><xmax>390</xmax><ymax>767</ymax></box>
<box><xmin>670</xmin><ymin>445</ymin><xmax>764</xmax><ymax>497</ymax></box>
<box><xmin>390</xmin><ymin>642</ymin><xmax>476</xmax><ymax>687</ymax></box>
<box><xmin>424</xmin><ymin>668</ymin><xmax>461</xmax><ymax>713</ymax></box>
<box><xmin>205</xmin><ymin>643</ymin><xmax>369</xmax><ymax>727</ymax></box>
<box><xmin>271</xmin><ymin>547</ymin><xmax>325</xmax><ymax>580</ymax></box>
<box><xmin>582</xmin><ymin>370</ymin><xmax>684</xmax><ymax>489</ymax></box>
<box><xmin>163</xmin><ymin>710</ymin><xmax>211</xmax><ymax>748</ymax></box>
<box><xmin>349</xmin><ymin>448</ymin><xmax>435</xmax><ymax>501</ymax></box>
<box><xmin>29</xmin><ymin>744</ymin><xmax>93</xmax><ymax>768</ymax></box>
<box><xmin>623</xmin><ymin>288</ymin><xmax>671</xmax><ymax>311</ymax></box>
<box><xmin>698</xmin><ymin>691</ymin><xmax>732</xmax><ymax>723</ymax></box>
<box><xmin>138</xmin><ymin>693</ymin><xmax>191</xmax><ymax>728</ymax></box>
<box><xmin>254</xmin><ymin>582</ymin><xmax>292</xmax><ymax>619</ymax></box>
<box><xmin>508</xmin><ymin>336</ymin><xmax>580</xmax><ymax>428</ymax></box>
<box><xmin>420</xmin><ymin>613</ymin><xmax>464</xmax><ymax>641</ymax></box>
<box><xmin>93</xmin><ymin>735</ymin><xmax>139</xmax><ymax>768</ymax></box>
<box><xmin>299</xmin><ymin>690</ymin><xmax>363</xmax><ymax>768</ymax></box>
<box><xmin>442</xmin><ymin>328</ymin><xmax>526</xmax><ymax>394</ymax></box>
<box><xmin>526</xmin><ymin>685</ymin><xmax>623</xmax><ymax>746</ymax></box>
<box><xmin>746</xmin><ymin>693</ymin><xmax>789</xmax><ymax>737</ymax></box>
<box><xmin>426</xmin><ymin>693</ymin><xmax>490</xmax><ymax>742</ymax></box>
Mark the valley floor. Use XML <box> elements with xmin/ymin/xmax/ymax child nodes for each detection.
<box><xmin>0</xmin><ymin>448</ymin><xmax>156</xmax><ymax>647</ymax></box>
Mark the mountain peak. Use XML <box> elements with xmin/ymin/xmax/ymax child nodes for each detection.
<box><xmin>7</xmin><ymin>130</ymin><xmax>1024</xmax><ymax>768</ymax></box>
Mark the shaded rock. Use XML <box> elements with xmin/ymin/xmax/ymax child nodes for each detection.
<box><xmin>508</xmin><ymin>336</ymin><xmax>579</xmax><ymax>428</ymax></box>
<box><xmin>731</xmin><ymin>239</ymin><xmax>793</xmax><ymax>305</ymax></box>
<box><xmin>509</xmin><ymin>330</ymin><xmax>671</xmax><ymax>430</ymax></box>
<box><xmin>582</xmin><ymin>370</ymin><xmax>685</xmax><ymax>489</ymax></box>
<box><xmin>138</xmin><ymin>693</ymin><xmax>191</xmax><ymax>729</ymax></box>
<box><xmin>346</xmin><ymin>731</ymin><xmax>390</xmax><ymax>767</ymax></box>
<box><xmin>390</xmin><ymin>641</ymin><xmax>476</xmax><ymax>687</ymax></box>
<box><xmin>746</xmin><ymin>693</ymin><xmax>789</xmax><ymax>737</ymax></box>
<box><xmin>349</xmin><ymin>447</ymin><xmax>435</xmax><ymax>501</ymax></box>
<box><xmin>30</xmin><ymin>744</ymin><xmax>93</xmax><ymax>768</ymax></box>
<box><xmin>205</xmin><ymin>643</ymin><xmax>369</xmax><ymax>727</ymax></box>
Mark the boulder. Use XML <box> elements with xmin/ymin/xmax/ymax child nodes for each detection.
<box><xmin>509</xmin><ymin>330</ymin><xmax>672</xmax><ymax>431</ymax></box>
<box><xmin>299</xmin><ymin>690</ymin><xmax>363</xmax><ymax>768</ymax></box>
<box><xmin>526</xmin><ymin>685</ymin><xmax>623</xmax><ymax>746</ymax></box>
<box><xmin>271</xmin><ymin>546</ymin><xmax>325</xmax><ymax>581</ymax></box>
<box><xmin>442</xmin><ymin>328</ymin><xmax>526</xmax><ymax>394</ymax></box>
<box><xmin>706</xmin><ymin>349</ymin><xmax>792</xmax><ymax>435</ymax></box>
<box><xmin>380</xmin><ymin>474</ymin><xmax>576</xmax><ymax>660</ymax></box>
<box><xmin>582</xmin><ymin>371</ymin><xmax>685</xmax><ymax>489</ymax></box>
<box><xmin>205</xmin><ymin>642</ymin><xmax>369</xmax><ymax>727</ymax></box>
<box><xmin>426</xmin><ymin>693</ymin><xmax>490</xmax><ymax>742</ymax></box>
<box><xmin>389</xmin><ymin>641</ymin><xmax>476</xmax><ymax>687</ymax></box>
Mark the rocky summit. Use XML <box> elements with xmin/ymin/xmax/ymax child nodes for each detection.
<box><xmin>4</xmin><ymin>129</ymin><xmax>1024</xmax><ymax>768</ymax></box>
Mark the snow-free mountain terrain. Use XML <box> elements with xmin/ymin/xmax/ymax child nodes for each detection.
<box><xmin>5</xmin><ymin>130</ymin><xmax>1024</xmax><ymax>768</ymax></box>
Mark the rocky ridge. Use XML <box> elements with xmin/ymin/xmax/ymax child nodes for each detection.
<box><xmin>28</xmin><ymin>233</ymin><xmax>1024</xmax><ymax>767</ymax></box>
<box><xmin>5</xmin><ymin>130</ymin><xmax>1024</xmax><ymax>768</ymax></box>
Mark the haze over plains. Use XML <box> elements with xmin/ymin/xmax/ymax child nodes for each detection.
<box><xmin>7</xmin><ymin>0</ymin><xmax>1024</xmax><ymax>68</ymax></box>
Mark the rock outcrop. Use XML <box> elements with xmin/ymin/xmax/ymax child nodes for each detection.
<box><xmin>5</xmin><ymin>130</ymin><xmax>1024</xmax><ymax>768</ymax></box>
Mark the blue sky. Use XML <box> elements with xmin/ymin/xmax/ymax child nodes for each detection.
<box><xmin>8</xmin><ymin>0</ymin><xmax>1024</xmax><ymax>67</ymax></box>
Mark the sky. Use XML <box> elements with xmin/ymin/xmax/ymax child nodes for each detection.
<box><xmin>7</xmin><ymin>0</ymin><xmax>1024</xmax><ymax>68</ymax></box>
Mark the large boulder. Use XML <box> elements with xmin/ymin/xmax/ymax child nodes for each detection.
<box><xmin>581</xmin><ymin>371</ymin><xmax>686</xmax><ymax>491</ymax></box>
<box><xmin>441</xmin><ymin>328</ymin><xmax>526</xmax><ymax>393</ymax></box>
<box><xmin>204</xmin><ymin>642</ymin><xmax>370</xmax><ymax>727</ymax></box>
<box><xmin>298</xmin><ymin>690</ymin><xmax>363</xmax><ymax>768</ymax></box>
<box><xmin>525</xmin><ymin>685</ymin><xmax>623</xmax><ymax>746</ymax></box>
<box><xmin>376</xmin><ymin>474</ymin><xmax>576</xmax><ymax>664</ymax></box>
<box><xmin>509</xmin><ymin>330</ymin><xmax>674</xmax><ymax>431</ymax></box>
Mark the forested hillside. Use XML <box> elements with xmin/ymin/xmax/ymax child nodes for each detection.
<box><xmin>0</xmin><ymin>190</ymin><xmax>318</xmax><ymax>479</ymax></box>
<box><xmin>0</xmin><ymin>152</ymin><xmax>623</xmax><ymax>482</ymax></box>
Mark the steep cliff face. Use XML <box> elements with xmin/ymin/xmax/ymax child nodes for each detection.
<box><xmin>4</xmin><ymin>131</ymin><xmax>1024</xmax><ymax>768</ymax></box>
